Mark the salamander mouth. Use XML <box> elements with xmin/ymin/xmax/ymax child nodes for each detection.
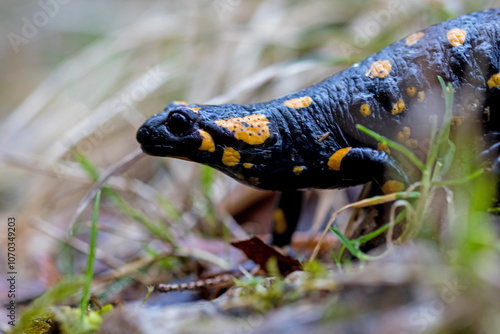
<box><xmin>140</xmin><ymin>144</ymin><xmax>182</xmax><ymax>157</ymax></box>
<box><xmin>137</xmin><ymin>124</ymin><xmax>182</xmax><ymax>157</ymax></box>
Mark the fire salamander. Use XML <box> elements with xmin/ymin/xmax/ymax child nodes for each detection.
<box><xmin>137</xmin><ymin>9</ymin><xmax>500</xmax><ymax>244</ymax></box>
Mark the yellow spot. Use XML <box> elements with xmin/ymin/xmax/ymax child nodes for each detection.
<box><xmin>397</xmin><ymin>127</ymin><xmax>411</xmax><ymax>143</ymax></box>
<box><xmin>402</xmin><ymin>127</ymin><xmax>411</xmax><ymax>138</ymax></box>
<box><xmin>179</xmin><ymin>106</ymin><xmax>200</xmax><ymax>113</ymax></box>
<box><xmin>198</xmin><ymin>130</ymin><xmax>215</xmax><ymax>152</ymax></box>
<box><xmin>391</xmin><ymin>98</ymin><xmax>406</xmax><ymax>115</ymax></box>
<box><xmin>248</xmin><ymin>177</ymin><xmax>260</xmax><ymax>186</ymax></box>
<box><xmin>293</xmin><ymin>166</ymin><xmax>304</xmax><ymax>175</ymax></box>
<box><xmin>406</xmin><ymin>87</ymin><xmax>416</xmax><ymax>97</ymax></box>
<box><xmin>397</xmin><ymin>127</ymin><xmax>418</xmax><ymax>148</ymax></box>
<box><xmin>360</xmin><ymin>103</ymin><xmax>372</xmax><ymax>117</ymax></box>
<box><xmin>397</xmin><ymin>132</ymin><xmax>405</xmax><ymax>143</ymax></box>
<box><xmin>273</xmin><ymin>208</ymin><xmax>287</xmax><ymax>235</ymax></box>
<box><xmin>328</xmin><ymin>147</ymin><xmax>352</xmax><ymax>171</ymax></box>
<box><xmin>406</xmin><ymin>139</ymin><xmax>418</xmax><ymax>149</ymax></box>
<box><xmin>215</xmin><ymin>114</ymin><xmax>270</xmax><ymax>145</ymax></box>
<box><xmin>377</xmin><ymin>143</ymin><xmax>391</xmax><ymax>154</ymax></box>
<box><xmin>222</xmin><ymin>147</ymin><xmax>240</xmax><ymax>166</ymax></box>
<box><xmin>447</xmin><ymin>28</ymin><xmax>467</xmax><ymax>47</ymax></box>
<box><xmin>173</xmin><ymin>100</ymin><xmax>188</xmax><ymax>105</ymax></box>
<box><xmin>488</xmin><ymin>73</ymin><xmax>500</xmax><ymax>88</ymax></box>
<box><xmin>451</xmin><ymin>116</ymin><xmax>464</xmax><ymax>127</ymax></box>
<box><xmin>441</xmin><ymin>86</ymin><xmax>455</xmax><ymax>98</ymax></box>
<box><xmin>284</xmin><ymin>96</ymin><xmax>313</xmax><ymax>109</ymax></box>
<box><xmin>243</xmin><ymin>163</ymin><xmax>253</xmax><ymax>169</ymax></box>
<box><xmin>406</xmin><ymin>32</ymin><xmax>424</xmax><ymax>46</ymax></box>
<box><xmin>417</xmin><ymin>91</ymin><xmax>425</xmax><ymax>102</ymax></box>
<box><xmin>234</xmin><ymin>174</ymin><xmax>245</xmax><ymax>182</ymax></box>
<box><xmin>382</xmin><ymin>180</ymin><xmax>405</xmax><ymax>194</ymax></box>
<box><xmin>366</xmin><ymin>60</ymin><xmax>392</xmax><ymax>79</ymax></box>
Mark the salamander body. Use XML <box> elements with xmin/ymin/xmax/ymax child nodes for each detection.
<box><xmin>137</xmin><ymin>9</ymin><xmax>500</xmax><ymax>194</ymax></box>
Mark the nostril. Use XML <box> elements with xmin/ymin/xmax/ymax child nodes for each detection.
<box><xmin>136</xmin><ymin>126</ymin><xmax>151</xmax><ymax>144</ymax></box>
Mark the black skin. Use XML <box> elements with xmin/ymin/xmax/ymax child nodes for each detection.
<box><xmin>137</xmin><ymin>9</ymin><xmax>500</xmax><ymax>244</ymax></box>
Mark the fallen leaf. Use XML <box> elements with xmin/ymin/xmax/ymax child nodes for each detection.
<box><xmin>231</xmin><ymin>237</ymin><xmax>302</xmax><ymax>277</ymax></box>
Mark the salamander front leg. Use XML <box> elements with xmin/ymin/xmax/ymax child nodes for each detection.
<box><xmin>271</xmin><ymin>191</ymin><xmax>303</xmax><ymax>247</ymax></box>
<box><xmin>328</xmin><ymin>147</ymin><xmax>409</xmax><ymax>194</ymax></box>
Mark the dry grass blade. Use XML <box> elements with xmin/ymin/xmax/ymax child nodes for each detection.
<box><xmin>309</xmin><ymin>190</ymin><xmax>418</xmax><ymax>262</ymax></box>
<box><xmin>0</xmin><ymin>149</ymin><xmax>88</xmax><ymax>181</ymax></box>
<box><xmin>44</xmin><ymin>61</ymin><xmax>175</xmax><ymax>160</ymax></box>
<box><xmin>0</xmin><ymin>12</ymin><xmax>183</xmax><ymax>146</ymax></box>
<box><xmin>34</xmin><ymin>218</ymin><xmax>125</xmax><ymax>269</ymax></box>
<box><xmin>206</xmin><ymin>59</ymin><xmax>320</xmax><ymax>105</ymax></box>
<box><xmin>66</xmin><ymin>148</ymin><xmax>145</xmax><ymax>234</ymax></box>
<box><xmin>93</xmin><ymin>254</ymin><xmax>167</xmax><ymax>285</ymax></box>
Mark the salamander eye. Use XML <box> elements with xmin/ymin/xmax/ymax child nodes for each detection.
<box><xmin>166</xmin><ymin>110</ymin><xmax>194</xmax><ymax>136</ymax></box>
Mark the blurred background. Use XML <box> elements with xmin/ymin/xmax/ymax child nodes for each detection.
<box><xmin>0</xmin><ymin>0</ymin><xmax>498</xmax><ymax>329</ymax></box>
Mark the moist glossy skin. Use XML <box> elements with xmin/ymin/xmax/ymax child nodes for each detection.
<box><xmin>137</xmin><ymin>9</ymin><xmax>500</xmax><ymax>192</ymax></box>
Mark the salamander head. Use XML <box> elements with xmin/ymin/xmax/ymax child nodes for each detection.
<box><xmin>137</xmin><ymin>101</ymin><xmax>293</xmax><ymax>190</ymax></box>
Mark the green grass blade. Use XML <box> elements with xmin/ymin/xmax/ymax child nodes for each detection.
<box><xmin>330</xmin><ymin>225</ymin><xmax>369</xmax><ymax>261</ymax></box>
<box><xmin>437</xmin><ymin>139</ymin><xmax>456</xmax><ymax>178</ymax></box>
<box><xmin>157</xmin><ymin>195</ymin><xmax>182</xmax><ymax>222</ymax></box>
<box><xmin>356</xmin><ymin>124</ymin><xmax>426</xmax><ymax>172</ymax></box>
<box><xmin>74</xmin><ymin>151</ymin><xmax>100</xmax><ymax>182</ymax></box>
<box><xmin>201</xmin><ymin>165</ymin><xmax>214</xmax><ymax>197</ymax></box>
<box><xmin>357</xmin><ymin>210</ymin><xmax>406</xmax><ymax>244</ymax></box>
<box><xmin>142</xmin><ymin>286</ymin><xmax>155</xmax><ymax>306</ymax></box>
<box><xmin>74</xmin><ymin>151</ymin><xmax>175</xmax><ymax>244</ymax></box>
<box><xmin>425</xmin><ymin>76</ymin><xmax>454</xmax><ymax>177</ymax></box>
<box><xmin>80</xmin><ymin>190</ymin><xmax>101</xmax><ymax>321</ymax></box>
<box><xmin>330</xmin><ymin>209</ymin><xmax>407</xmax><ymax>265</ymax></box>
<box><xmin>431</xmin><ymin>169</ymin><xmax>484</xmax><ymax>187</ymax></box>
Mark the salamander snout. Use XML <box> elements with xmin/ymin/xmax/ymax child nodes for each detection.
<box><xmin>137</xmin><ymin>107</ymin><xmax>203</xmax><ymax>157</ymax></box>
<box><xmin>136</xmin><ymin>113</ymin><xmax>165</xmax><ymax>146</ymax></box>
<box><xmin>136</xmin><ymin>124</ymin><xmax>151</xmax><ymax>145</ymax></box>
